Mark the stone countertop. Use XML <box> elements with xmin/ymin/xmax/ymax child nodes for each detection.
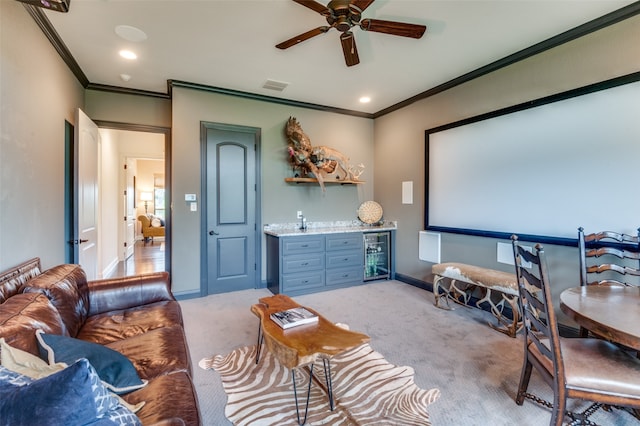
<box><xmin>263</xmin><ymin>220</ymin><xmax>397</xmax><ymax>237</ymax></box>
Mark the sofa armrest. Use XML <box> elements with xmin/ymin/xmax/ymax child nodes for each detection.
<box><xmin>87</xmin><ymin>272</ymin><xmax>175</xmax><ymax>316</ymax></box>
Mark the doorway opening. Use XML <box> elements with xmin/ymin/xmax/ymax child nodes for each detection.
<box><xmin>96</xmin><ymin>121</ymin><xmax>171</xmax><ymax>279</ymax></box>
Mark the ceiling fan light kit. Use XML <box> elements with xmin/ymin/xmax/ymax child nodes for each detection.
<box><xmin>277</xmin><ymin>0</ymin><xmax>426</xmax><ymax>67</ymax></box>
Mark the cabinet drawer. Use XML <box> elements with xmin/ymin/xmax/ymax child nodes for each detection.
<box><xmin>326</xmin><ymin>233</ymin><xmax>362</xmax><ymax>251</ymax></box>
<box><xmin>282</xmin><ymin>271</ymin><xmax>325</xmax><ymax>292</ymax></box>
<box><xmin>282</xmin><ymin>253</ymin><xmax>324</xmax><ymax>274</ymax></box>
<box><xmin>282</xmin><ymin>237</ymin><xmax>324</xmax><ymax>255</ymax></box>
<box><xmin>326</xmin><ymin>251</ymin><xmax>362</xmax><ymax>269</ymax></box>
<box><xmin>326</xmin><ymin>267</ymin><xmax>363</xmax><ymax>286</ymax></box>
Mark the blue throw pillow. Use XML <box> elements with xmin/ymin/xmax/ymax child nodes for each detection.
<box><xmin>0</xmin><ymin>360</ymin><xmax>141</xmax><ymax>426</ymax></box>
<box><xmin>0</xmin><ymin>359</ymin><xmax>107</xmax><ymax>425</ymax></box>
<box><xmin>36</xmin><ymin>330</ymin><xmax>147</xmax><ymax>394</ymax></box>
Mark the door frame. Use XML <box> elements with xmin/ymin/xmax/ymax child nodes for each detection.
<box><xmin>200</xmin><ymin>121</ymin><xmax>262</xmax><ymax>296</ymax></box>
<box><xmin>95</xmin><ymin>120</ymin><xmax>172</xmax><ymax>274</ymax></box>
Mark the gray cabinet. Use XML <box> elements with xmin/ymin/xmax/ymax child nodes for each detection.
<box><xmin>325</xmin><ymin>233</ymin><xmax>363</xmax><ymax>287</ymax></box>
<box><xmin>266</xmin><ymin>232</ymin><xmax>366</xmax><ymax>296</ymax></box>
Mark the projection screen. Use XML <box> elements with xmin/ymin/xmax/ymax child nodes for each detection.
<box><xmin>425</xmin><ymin>73</ymin><xmax>640</xmax><ymax>245</ymax></box>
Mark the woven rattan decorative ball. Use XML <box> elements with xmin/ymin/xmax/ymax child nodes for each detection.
<box><xmin>358</xmin><ymin>201</ymin><xmax>383</xmax><ymax>224</ymax></box>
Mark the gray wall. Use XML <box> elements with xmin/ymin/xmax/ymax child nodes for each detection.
<box><xmin>0</xmin><ymin>1</ymin><xmax>84</xmax><ymax>270</ymax></box>
<box><xmin>170</xmin><ymin>88</ymin><xmax>374</xmax><ymax>295</ymax></box>
<box><xmin>373</xmin><ymin>15</ymin><xmax>640</xmax><ymax>322</ymax></box>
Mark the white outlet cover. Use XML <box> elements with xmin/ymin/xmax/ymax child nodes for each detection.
<box><xmin>419</xmin><ymin>231</ymin><xmax>441</xmax><ymax>263</ymax></box>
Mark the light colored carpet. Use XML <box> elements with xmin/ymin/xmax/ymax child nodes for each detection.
<box><xmin>180</xmin><ymin>281</ymin><xmax>639</xmax><ymax>425</ymax></box>
<box><xmin>199</xmin><ymin>342</ymin><xmax>439</xmax><ymax>425</ymax></box>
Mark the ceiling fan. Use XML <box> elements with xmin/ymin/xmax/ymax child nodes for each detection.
<box><xmin>276</xmin><ymin>0</ymin><xmax>426</xmax><ymax>67</ymax></box>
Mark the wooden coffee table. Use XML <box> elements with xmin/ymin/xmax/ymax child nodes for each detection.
<box><xmin>251</xmin><ymin>294</ymin><xmax>370</xmax><ymax>425</ymax></box>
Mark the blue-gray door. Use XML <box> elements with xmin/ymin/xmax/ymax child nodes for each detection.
<box><xmin>203</xmin><ymin>123</ymin><xmax>260</xmax><ymax>294</ymax></box>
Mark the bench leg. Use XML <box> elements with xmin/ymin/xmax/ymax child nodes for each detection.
<box><xmin>433</xmin><ymin>275</ymin><xmax>452</xmax><ymax>309</ymax></box>
<box><xmin>480</xmin><ymin>290</ymin><xmax>521</xmax><ymax>338</ymax></box>
<box><xmin>434</xmin><ymin>275</ymin><xmax>474</xmax><ymax>310</ymax></box>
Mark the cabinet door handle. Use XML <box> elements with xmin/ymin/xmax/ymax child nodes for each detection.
<box><xmin>302</xmin><ymin>280</ymin><xmax>309</xmax><ymax>284</ymax></box>
<box><xmin>301</xmin><ymin>262</ymin><xmax>309</xmax><ymax>266</ymax></box>
<box><xmin>301</xmin><ymin>244</ymin><xmax>309</xmax><ymax>248</ymax></box>
<box><xmin>343</xmin><ymin>258</ymin><xmax>349</xmax><ymax>261</ymax></box>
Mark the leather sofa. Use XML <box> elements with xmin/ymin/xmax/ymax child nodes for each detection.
<box><xmin>138</xmin><ymin>215</ymin><xmax>165</xmax><ymax>242</ymax></box>
<box><xmin>0</xmin><ymin>258</ymin><xmax>201</xmax><ymax>425</ymax></box>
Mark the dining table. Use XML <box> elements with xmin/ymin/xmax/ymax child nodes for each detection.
<box><xmin>560</xmin><ymin>285</ymin><xmax>640</xmax><ymax>351</ymax></box>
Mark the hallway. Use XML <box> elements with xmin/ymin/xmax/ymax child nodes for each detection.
<box><xmin>107</xmin><ymin>240</ymin><xmax>165</xmax><ymax>278</ymax></box>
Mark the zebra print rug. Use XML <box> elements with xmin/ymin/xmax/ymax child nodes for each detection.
<box><xmin>199</xmin><ymin>343</ymin><xmax>440</xmax><ymax>425</ymax></box>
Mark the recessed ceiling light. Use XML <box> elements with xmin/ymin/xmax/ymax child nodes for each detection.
<box><xmin>115</xmin><ymin>25</ymin><xmax>147</xmax><ymax>42</ymax></box>
<box><xmin>119</xmin><ymin>50</ymin><xmax>137</xmax><ymax>60</ymax></box>
<box><xmin>120</xmin><ymin>74</ymin><xmax>131</xmax><ymax>82</ymax></box>
<box><xmin>359</xmin><ymin>96</ymin><xmax>371</xmax><ymax>103</ymax></box>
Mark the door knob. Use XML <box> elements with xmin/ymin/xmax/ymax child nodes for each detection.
<box><xmin>67</xmin><ymin>239</ymin><xmax>89</xmax><ymax>245</ymax></box>
<box><xmin>209</xmin><ymin>230</ymin><xmax>219</xmax><ymax>236</ymax></box>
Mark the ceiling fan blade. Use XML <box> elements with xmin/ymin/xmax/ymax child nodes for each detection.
<box><xmin>276</xmin><ymin>26</ymin><xmax>330</xmax><ymax>49</ymax></box>
<box><xmin>350</xmin><ymin>0</ymin><xmax>375</xmax><ymax>14</ymax></box>
<box><xmin>340</xmin><ymin>32</ymin><xmax>360</xmax><ymax>67</ymax></box>
<box><xmin>360</xmin><ymin>19</ymin><xmax>426</xmax><ymax>39</ymax></box>
<box><xmin>292</xmin><ymin>0</ymin><xmax>331</xmax><ymax>16</ymax></box>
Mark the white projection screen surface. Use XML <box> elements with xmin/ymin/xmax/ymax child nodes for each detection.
<box><xmin>425</xmin><ymin>76</ymin><xmax>640</xmax><ymax>245</ymax></box>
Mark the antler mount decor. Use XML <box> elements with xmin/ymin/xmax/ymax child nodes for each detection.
<box><xmin>284</xmin><ymin>117</ymin><xmax>365</xmax><ymax>191</ymax></box>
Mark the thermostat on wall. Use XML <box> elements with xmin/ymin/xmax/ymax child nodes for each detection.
<box><xmin>185</xmin><ymin>194</ymin><xmax>196</xmax><ymax>202</ymax></box>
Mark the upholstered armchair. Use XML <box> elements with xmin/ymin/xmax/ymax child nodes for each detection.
<box><xmin>138</xmin><ymin>214</ymin><xmax>165</xmax><ymax>242</ymax></box>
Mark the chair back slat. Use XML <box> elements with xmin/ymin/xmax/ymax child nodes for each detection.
<box><xmin>523</xmin><ymin>288</ymin><xmax>545</xmax><ymax>313</ymax></box>
<box><xmin>529</xmin><ymin>330</ymin><xmax>553</xmax><ymax>360</ymax></box>
<box><xmin>586</xmin><ymin>247</ymin><xmax>640</xmax><ymax>260</ymax></box>
<box><xmin>584</xmin><ymin>230</ymin><xmax>639</xmax><ymax>244</ymax></box>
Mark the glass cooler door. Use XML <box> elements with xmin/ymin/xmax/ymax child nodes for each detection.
<box><xmin>364</xmin><ymin>232</ymin><xmax>390</xmax><ymax>281</ymax></box>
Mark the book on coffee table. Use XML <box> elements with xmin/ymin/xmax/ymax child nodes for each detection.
<box><xmin>270</xmin><ymin>307</ymin><xmax>319</xmax><ymax>329</ymax></box>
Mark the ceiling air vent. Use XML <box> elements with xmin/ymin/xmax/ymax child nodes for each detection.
<box><xmin>263</xmin><ymin>79</ymin><xmax>289</xmax><ymax>92</ymax></box>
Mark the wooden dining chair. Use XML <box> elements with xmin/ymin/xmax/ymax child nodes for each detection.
<box><xmin>578</xmin><ymin>227</ymin><xmax>640</xmax><ymax>337</ymax></box>
<box><xmin>512</xmin><ymin>235</ymin><xmax>640</xmax><ymax>426</ymax></box>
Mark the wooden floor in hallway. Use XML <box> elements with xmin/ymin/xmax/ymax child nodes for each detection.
<box><xmin>107</xmin><ymin>239</ymin><xmax>165</xmax><ymax>278</ymax></box>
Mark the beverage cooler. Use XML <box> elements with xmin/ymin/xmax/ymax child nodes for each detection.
<box><xmin>363</xmin><ymin>232</ymin><xmax>390</xmax><ymax>281</ymax></box>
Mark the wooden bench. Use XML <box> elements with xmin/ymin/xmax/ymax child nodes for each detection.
<box><xmin>432</xmin><ymin>262</ymin><xmax>521</xmax><ymax>337</ymax></box>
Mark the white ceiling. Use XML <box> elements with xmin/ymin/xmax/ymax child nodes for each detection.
<box><xmin>42</xmin><ymin>0</ymin><xmax>637</xmax><ymax>115</ymax></box>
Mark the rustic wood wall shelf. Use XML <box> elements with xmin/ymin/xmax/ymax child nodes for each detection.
<box><xmin>285</xmin><ymin>177</ymin><xmax>364</xmax><ymax>185</ymax></box>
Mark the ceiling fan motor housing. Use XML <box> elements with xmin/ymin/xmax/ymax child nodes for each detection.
<box><xmin>327</xmin><ymin>0</ymin><xmax>362</xmax><ymax>33</ymax></box>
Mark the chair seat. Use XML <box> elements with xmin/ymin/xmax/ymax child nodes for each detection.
<box><xmin>530</xmin><ymin>337</ymin><xmax>640</xmax><ymax>399</ymax></box>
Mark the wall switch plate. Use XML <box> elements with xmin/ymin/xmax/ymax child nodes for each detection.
<box><xmin>190</xmin><ymin>202</ymin><xmax>197</xmax><ymax>212</ymax></box>
<box><xmin>185</xmin><ymin>194</ymin><xmax>196</xmax><ymax>202</ymax></box>
<box><xmin>297</xmin><ymin>211</ymin><xmax>303</xmax><ymax>219</ymax></box>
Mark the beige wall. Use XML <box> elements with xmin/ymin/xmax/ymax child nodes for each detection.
<box><xmin>0</xmin><ymin>1</ymin><xmax>84</xmax><ymax>270</ymax></box>
<box><xmin>171</xmin><ymin>88</ymin><xmax>374</xmax><ymax>295</ymax></box>
<box><xmin>85</xmin><ymin>90</ymin><xmax>171</xmax><ymax>128</ymax></box>
<box><xmin>373</xmin><ymin>15</ymin><xmax>640</xmax><ymax>322</ymax></box>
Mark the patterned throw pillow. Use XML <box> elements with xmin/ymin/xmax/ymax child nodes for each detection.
<box><xmin>0</xmin><ymin>359</ymin><xmax>141</xmax><ymax>425</ymax></box>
